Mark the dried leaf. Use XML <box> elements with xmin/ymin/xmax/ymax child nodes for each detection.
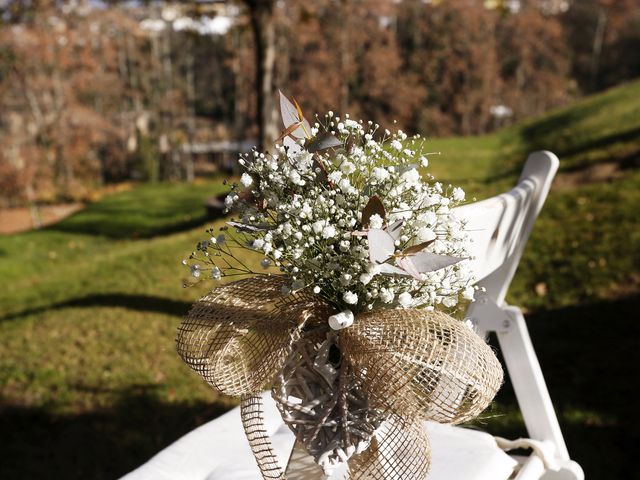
<box><xmin>402</xmin><ymin>240</ymin><xmax>435</xmax><ymax>255</ymax></box>
<box><xmin>279</xmin><ymin>90</ymin><xmax>300</xmax><ymax>129</ymax></box>
<box><xmin>407</xmin><ymin>252</ymin><xmax>464</xmax><ymax>273</ymax></box>
<box><xmin>292</xmin><ymin>97</ymin><xmax>312</xmax><ymax>138</ymax></box>
<box><xmin>368</xmin><ymin>228</ymin><xmax>396</xmax><ymax>265</ymax></box>
<box><xmin>307</xmin><ymin>133</ymin><xmax>343</xmax><ymax>153</ymax></box>
<box><xmin>362</xmin><ymin>196</ymin><xmax>386</xmax><ymax>228</ymax></box>
<box><xmin>276</xmin><ymin>122</ymin><xmax>303</xmax><ymax>143</ymax></box>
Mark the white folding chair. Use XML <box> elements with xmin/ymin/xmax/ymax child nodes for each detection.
<box><xmin>122</xmin><ymin>151</ymin><xmax>583</xmax><ymax>480</ymax></box>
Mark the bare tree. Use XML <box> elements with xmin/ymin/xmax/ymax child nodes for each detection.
<box><xmin>243</xmin><ymin>0</ymin><xmax>279</xmax><ymax>151</ymax></box>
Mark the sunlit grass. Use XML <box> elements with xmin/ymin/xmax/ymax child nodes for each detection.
<box><xmin>1</xmin><ymin>81</ymin><xmax>639</xmax><ymax>479</ymax></box>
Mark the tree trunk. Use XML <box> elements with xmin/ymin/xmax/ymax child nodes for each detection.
<box><xmin>339</xmin><ymin>0</ymin><xmax>350</xmax><ymax>115</ymax></box>
<box><xmin>246</xmin><ymin>0</ymin><xmax>279</xmax><ymax>151</ymax></box>
<box><xmin>590</xmin><ymin>8</ymin><xmax>608</xmax><ymax>92</ymax></box>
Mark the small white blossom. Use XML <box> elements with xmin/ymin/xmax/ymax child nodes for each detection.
<box><xmin>260</xmin><ymin>258</ymin><xmax>271</xmax><ymax>269</ymax></box>
<box><xmin>328</xmin><ymin>171</ymin><xmax>343</xmax><ymax>183</ymax></box>
<box><xmin>359</xmin><ymin>272</ymin><xmax>374</xmax><ymax>285</ymax></box>
<box><xmin>190</xmin><ymin>265</ymin><xmax>201</xmax><ymax>278</ymax></box>
<box><xmin>340</xmin><ymin>161</ymin><xmax>356</xmax><ymax>174</ymax></box>
<box><xmin>398</xmin><ymin>292</ymin><xmax>413</xmax><ymax>308</ymax></box>
<box><xmin>372</xmin><ymin>167</ymin><xmax>389</xmax><ymax>182</ymax></box>
<box><xmin>417</xmin><ymin>227</ymin><xmax>436</xmax><ymax>242</ymax></box>
<box><xmin>211</xmin><ymin>266</ymin><xmax>221</xmax><ymax>279</ymax></box>
<box><xmin>380</xmin><ymin>288</ymin><xmax>395</xmax><ymax>303</ymax></box>
<box><xmin>240</xmin><ymin>173</ymin><xmax>253</xmax><ymax>187</ymax></box>
<box><xmin>463</xmin><ymin>286</ymin><xmax>476</xmax><ymax>301</ymax></box>
<box><xmin>442</xmin><ymin>296</ymin><xmax>458</xmax><ymax>308</ymax></box>
<box><xmin>452</xmin><ymin>187</ymin><xmax>466</xmax><ymax>202</ymax></box>
<box><xmin>343</xmin><ymin>291</ymin><xmax>358</xmax><ymax>305</ymax></box>
<box><xmin>368</xmin><ymin>213</ymin><xmax>384</xmax><ymax>229</ymax></box>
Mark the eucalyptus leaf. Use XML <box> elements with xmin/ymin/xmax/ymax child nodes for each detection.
<box><xmin>307</xmin><ymin>133</ymin><xmax>343</xmax><ymax>153</ymax></box>
<box><xmin>362</xmin><ymin>196</ymin><xmax>386</xmax><ymax>227</ymax></box>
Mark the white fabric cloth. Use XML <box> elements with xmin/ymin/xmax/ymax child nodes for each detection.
<box><xmin>121</xmin><ymin>392</ymin><xmax>516</xmax><ymax>480</ymax></box>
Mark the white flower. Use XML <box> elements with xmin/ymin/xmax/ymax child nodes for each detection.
<box><xmin>380</xmin><ymin>288</ymin><xmax>395</xmax><ymax>303</ymax></box>
<box><xmin>328</xmin><ymin>171</ymin><xmax>343</xmax><ymax>183</ymax></box>
<box><xmin>398</xmin><ymin>292</ymin><xmax>413</xmax><ymax>307</ymax></box>
<box><xmin>338</xmin><ymin>178</ymin><xmax>352</xmax><ymax>192</ymax></box>
<box><xmin>400</xmin><ymin>168</ymin><xmax>420</xmax><ymax>186</ymax></box>
<box><xmin>463</xmin><ymin>286</ymin><xmax>475</xmax><ymax>301</ymax></box>
<box><xmin>224</xmin><ymin>194</ymin><xmax>237</xmax><ymax>208</ymax></box>
<box><xmin>312</xmin><ymin>220</ymin><xmax>326</xmax><ymax>234</ymax></box>
<box><xmin>340</xmin><ymin>161</ymin><xmax>356</xmax><ymax>174</ymax></box>
<box><xmin>372</xmin><ymin>167</ymin><xmax>389</xmax><ymax>182</ymax></box>
<box><xmin>216</xmin><ymin>234</ymin><xmax>226</xmax><ymax>245</ymax></box>
<box><xmin>452</xmin><ymin>187</ymin><xmax>466</xmax><ymax>202</ymax></box>
<box><xmin>442</xmin><ymin>296</ymin><xmax>458</xmax><ymax>308</ymax></box>
<box><xmin>190</xmin><ymin>121</ymin><xmax>473</xmax><ymax>313</ymax></box>
<box><xmin>418</xmin><ymin>211</ymin><xmax>437</xmax><ymax>226</ymax></box>
<box><xmin>343</xmin><ymin>291</ymin><xmax>358</xmax><ymax>305</ymax></box>
<box><xmin>289</xmin><ymin>170</ymin><xmax>303</xmax><ymax>185</ymax></box>
<box><xmin>211</xmin><ymin>266</ymin><xmax>221</xmax><ymax>279</ymax></box>
<box><xmin>340</xmin><ymin>273</ymin><xmax>353</xmax><ymax>286</ymax></box>
<box><xmin>190</xmin><ymin>265</ymin><xmax>201</xmax><ymax>278</ymax></box>
<box><xmin>240</xmin><ymin>173</ymin><xmax>253</xmax><ymax>187</ymax></box>
<box><xmin>345</xmin><ymin>119</ymin><xmax>360</xmax><ymax>130</ymax></box>
<box><xmin>368</xmin><ymin>213</ymin><xmax>384</xmax><ymax>229</ymax></box>
<box><xmin>328</xmin><ymin>310</ymin><xmax>354</xmax><ymax>330</ymax></box>
<box><xmin>359</xmin><ymin>272</ymin><xmax>374</xmax><ymax>285</ymax></box>
<box><xmin>416</xmin><ymin>227</ymin><xmax>436</xmax><ymax>242</ymax></box>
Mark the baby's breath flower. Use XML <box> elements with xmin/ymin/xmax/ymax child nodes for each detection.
<box><xmin>343</xmin><ymin>291</ymin><xmax>358</xmax><ymax>305</ymax></box>
<box><xmin>240</xmin><ymin>173</ymin><xmax>253</xmax><ymax>187</ymax></box>
<box><xmin>398</xmin><ymin>292</ymin><xmax>413</xmax><ymax>308</ymax></box>
<box><xmin>211</xmin><ymin>266</ymin><xmax>221</xmax><ymax>280</ymax></box>
<box><xmin>188</xmin><ymin>115</ymin><xmax>472</xmax><ymax>313</ymax></box>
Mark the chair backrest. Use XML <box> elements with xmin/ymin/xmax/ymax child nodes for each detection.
<box><xmin>454</xmin><ymin>151</ymin><xmax>559</xmax><ymax>305</ymax></box>
<box><xmin>451</xmin><ymin>151</ymin><xmax>580</xmax><ymax>471</ymax></box>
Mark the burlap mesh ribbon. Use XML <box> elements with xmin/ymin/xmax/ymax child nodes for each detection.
<box><xmin>177</xmin><ymin>276</ymin><xmax>503</xmax><ymax>479</ymax></box>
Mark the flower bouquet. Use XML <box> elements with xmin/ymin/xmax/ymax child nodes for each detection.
<box><xmin>177</xmin><ymin>92</ymin><xmax>503</xmax><ymax>479</ymax></box>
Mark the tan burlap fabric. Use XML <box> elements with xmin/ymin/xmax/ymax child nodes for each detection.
<box><xmin>177</xmin><ymin>276</ymin><xmax>503</xmax><ymax>479</ymax></box>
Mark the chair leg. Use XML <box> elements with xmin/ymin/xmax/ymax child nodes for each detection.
<box><xmin>540</xmin><ymin>460</ymin><xmax>585</xmax><ymax>480</ymax></box>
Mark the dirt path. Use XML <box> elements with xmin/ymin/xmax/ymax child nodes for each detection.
<box><xmin>0</xmin><ymin>203</ymin><xmax>84</xmax><ymax>234</ymax></box>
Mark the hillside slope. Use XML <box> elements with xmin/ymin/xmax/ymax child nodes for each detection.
<box><xmin>427</xmin><ymin>79</ymin><xmax>640</xmax><ymax>193</ymax></box>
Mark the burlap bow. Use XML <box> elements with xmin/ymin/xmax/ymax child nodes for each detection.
<box><xmin>177</xmin><ymin>276</ymin><xmax>503</xmax><ymax>480</ymax></box>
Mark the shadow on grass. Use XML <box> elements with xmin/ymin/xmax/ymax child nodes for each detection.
<box><xmin>2</xmin><ymin>295</ymin><xmax>638</xmax><ymax>479</ymax></box>
<box><xmin>485</xmin><ymin>294</ymin><xmax>640</xmax><ymax>480</ymax></box>
<box><xmin>49</xmin><ymin>212</ymin><xmax>212</xmax><ymax>240</ymax></box>
<box><xmin>0</xmin><ymin>385</ymin><xmax>230</xmax><ymax>480</ymax></box>
<box><xmin>1</xmin><ymin>293</ymin><xmax>192</xmax><ymax>323</ymax></box>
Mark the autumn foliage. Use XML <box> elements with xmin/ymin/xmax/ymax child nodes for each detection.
<box><xmin>0</xmin><ymin>0</ymin><xmax>638</xmax><ymax>206</ymax></box>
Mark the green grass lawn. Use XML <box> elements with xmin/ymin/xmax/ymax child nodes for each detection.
<box><xmin>1</xmin><ymin>81</ymin><xmax>639</xmax><ymax>479</ymax></box>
